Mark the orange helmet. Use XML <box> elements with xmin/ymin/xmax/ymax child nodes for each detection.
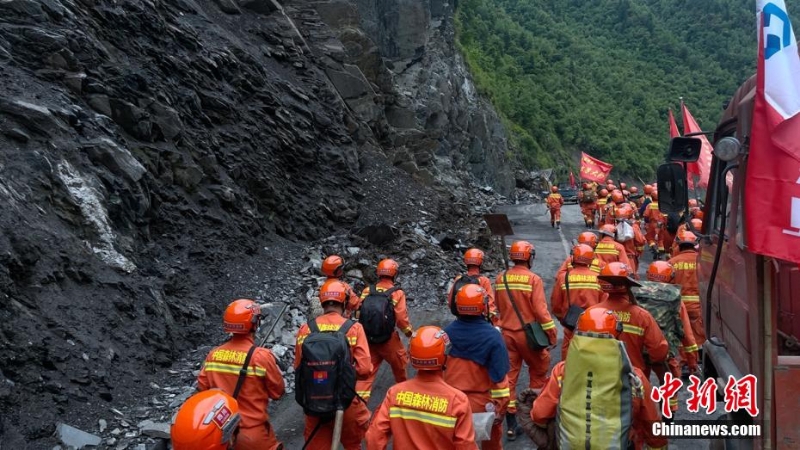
<box><xmin>571</xmin><ymin>244</ymin><xmax>595</xmax><ymax>266</ymax></box>
<box><xmin>676</xmin><ymin>229</ymin><xmax>698</xmax><ymax>246</ymax></box>
<box><xmin>171</xmin><ymin>390</ymin><xmax>240</xmax><ymax>450</ymax></box>
<box><xmin>694</xmin><ymin>210</ymin><xmax>704</xmax><ymax>220</ymax></box>
<box><xmin>688</xmin><ymin>199</ymin><xmax>698</xmax><ymax>208</ymax></box>
<box><xmin>551</xmin><ymin>185</ymin><xmax>559</xmax><ymax>193</ymax></box>
<box><xmin>651</xmin><ymin>190</ymin><xmax>659</xmax><ymax>201</ymax></box>
<box><xmin>376</xmin><ymin>259</ymin><xmax>399</xmax><ymax>278</ymax></box>
<box><xmin>598</xmin><ymin>262</ymin><xmax>641</xmax><ymax>293</ymax></box>
<box><xmin>577</xmin><ymin>231</ymin><xmax>599</xmax><ymax>248</ymax></box>
<box><xmin>321</xmin><ymin>255</ymin><xmax>345</xmax><ymax>278</ymax></box>
<box><xmin>599</xmin><ymin>188</ymin><xmax>609</xmax><ymax>198</ymax></box>
<box><xmin>690</xmin><ymin>218</ymin><xmax>703</xmax><ymax>232</ymax></box>
<box><xmin>622</xmin><ymin>190</ymin><xmax>630</xmax><ymax>198</ymax></box>
<box><xmin>629</xmin><ymin>186</ymin><xmax>639</xmax><ymax>194</ymax></box>
<box><xmin>576</xmin><ymin>307</ymin><xmax>620</xmax><ymax>335</ymax></box>
<box><xmin>409</xmin><ymin>326</ymin><xmax>449</xmax><ymax>371</ymax></box>
<box><xmin>608</xmin><ymin>184</ymin><xmax>618</xmax><ymax>191</ymax></box>
<box><xmin>610</xmin><ymin>190</ymin><xmax>624</xmax><ymax>204</ymax></box>
<box><xmin>644</xmin><ymin>184</ymin><xmax>653</xmax><ymax>195</ymax></box>
<box><xmin>616</xmin><ymin>203</ymin><xmax>634</xmax><ymax>220</ymax></box>
<box><xmin>598</xmin><ymin>223</ymin><xmax>617</xmax><ymax>238</ymax></box>
<box><xmin>464</xmin><ymin>248</ymin><xmax>485</xmax><ymax>267</ymax></box>
<box><xmin>647</xmin><ymin>261</ymin><xmax>675</xmax><ymax>283</ymax></box>
<box><xmin>607</xmin><ymin>179</ymin><xmax>614</xmax><ymax>184</ymax></box>
<box><xmin>619</xmin><ymin>182</ymin><xmax>627</xmax><ymax>190</ymax></box>
<box><xmin>319</xmin><ymin>279</ymin><xmax>349</xmax><ymax>305</ymax></box>
<box><xmin>223</xmin><ymin>299</ymin><xmax>262</xmax><ymax>334</ymax></box>
<box><xmin>454</xmin><ymin>284</ymin><xmax>488</xmax><ymax>316</ymax></box>
<box><xmin>509</xmin><ymin>240</ymin><xmax>535</xmax><ymax>263</ymax></box>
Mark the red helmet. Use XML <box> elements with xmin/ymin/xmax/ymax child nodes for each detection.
<box><xmin>223</xmin><ymin>300</ymin><xmax>261</xmax><ymax>334</ymax></box>
<box><xmin>576</xmin><ymin>307</ymin><xmax>620</xmax><ymax>335</ymax></box>
<box><xmin>598</xmin><ymin>262</ymin><xmax>641</xmax><ymax>293</ymax></box>
<box><xmin>615</xmin><ymin>203</ymin><xmax>634</xmax><ymax>220</ymax></box>
<box><xmin>319</xmin><ymin>279</ymin><xmax>349</xmax><ymax>305</ymax></box>
<box><xmin>611</xmin><ymin>190</ymin><xmax>624</xmax><ymax>204</ymax></box>
<box><xmin>376</xmin><ymin>259</ymin><xmax>399</xmax><ymax>278</ymax></box>
<box><xmin>571</xmin><ymin>244</ymin><xmax>595</xmax><ymax>266</ymax></box>
<box><xmin>171</xmin><ymin>390</ymin><xmax>240</xmax><ymax>450</ymax></box>
<box><xmin>321</xmin><ymin>255</ymin><xmax>345</xmax><ymax>278</ymax></box>
<box><xmin>629</xmin><ymin>186</ymin><xmax>639</xmax><ymax>194</ymax></box>
<box><xmin>644</xmin><ymin>184</ymin><xmax>654</xmax><ymax>195</ymax></box>
<box><xmin>619</xmin><ymin>182</ymin><xmax>627</xmax><ymax>190</ymax></box>
<box><xmin>464</xmin><ymin>248</ymin><xmax>485</xmax><ymax>267</ymax></box>
<box><xmin>598</xmin><ymin>224</ymin><xmax>617</xmax><ymax>238</ymax></box>
<box><xmin>646</xmin><ymin>261</ymin><xmax>675</xmax><ymax>283</ymax></box>
<box><xmin>509</xmin><ymin>240</ymin><xmax>535</xmax><ymax>263</ymax></box>
<box><xmin>599</xmin><ymin>188</ymin><xmax>609</xmax><ymax>198</ymax></box>
<box><xmin>454</xmin><ymin>284</ymin><xmax>488</xmax><ymax>316</ymax></box>
<box><xmin>410</xmin><ymin>326</ymin><xmax>449</xmax><ymax>371</ymax></box>
<box><xmin>551</xmin><ymin>186</ymin><xmax>559</xmax><ymax>193</ymax></box>
<box><xmin>577</xmin><ymin>231</ymin><xmax>599</xmax><ymax>248</ymax></box>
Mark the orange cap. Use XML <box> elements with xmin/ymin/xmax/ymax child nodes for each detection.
<box><xmin>464</xmin><ymin>248</ymin><xmax>485</xmax><ymax>267</ymax></box>
<box><xmin>509</xmin><ymin>240</ymin><xmax>535</xmax><ymax>262</ymax></box>
<box><xmin>376</xmin><ymin>259</ymin><xmax>399</xmax><ymax>278</ymax></box>
<box><xmin>321</xmin><ymin>255</ymin><xmax>344</xmax><ymax>278</ymax></box>
<box><xmin>171</xmin><ymin>390</ymin><xmax>240</xmax><ymax>450</ymax></box>
<box><xmin>454</xmin><ymin>284</ymin><xmax>487</xmax><ymax>316</ymax></box>
<box><xmin>576</xmin><ymin>307</ymin><xmax>620</xmax><ymax>335</ymax></box>
<box><xmin>409</xmin><ymin>326</ymin><xmax>449</xmax><ymax>370</ymax></box>
<box><xmin>577</xmin><ymin>231</ymin><xmax>599</xmax><ymax>248</ymax></box>
<box><xmin>646</xmin><ymin>261</ymin><xmax>675</xmax><ymax>283</ymax></box>
<box><xmin>223</xmin><ymin>299</ymin><xmax>261</xmax><ymax>334</ymax></box>
<box><xmin>571</xmin><ymin>244</ymin><xmax>595</xmax><ymax>266</ymax></box>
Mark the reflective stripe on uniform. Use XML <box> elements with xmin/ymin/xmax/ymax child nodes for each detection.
<box><xmin>622</xmin><ymin>324</ymin><xmax>644</xmax><ymax>336</ymax></box>
<box><xmin>203</xmin><ymin>362</ymin><xmax>267</xmax><ymax>377</ymax></box>
<box><xmin>508</xmin><ymin>400</ymin><xmax>517</xmax><ymax>408</ymax></box>
<box><xmin>594</xmin><ymin>248</ymin><xmax>620</xmax><ymax>255</ymax></box>
<box><xmin>683</xmin><ymin>344</ymin><xmax>699</xmax><ymax>352</ymax></box>
<box><xmin>496</xmin><ymin>283</ymin><xmax>533</xmax><ymax>292</ymax></box>
<box><xmin>682</xmin><ymin>295</ymin><xmax>700</xmax><ymax>303</ymax></box>
<box><xmin>490</xmin><ymin>388</ymin><xmax>510</xmax><ymax>399</ymax></box>
<box><xmin>357</xmin><ymin>390</ymin><xmax>371</xmax><ymax>398</ymax></box>
<box><xmin>297</xmin><ymin>333</ymin><xmax>357</xmax><ymax>346</ymax></box>
<box><xmin>561</xmin><ymin>283</ymin><xmax>600</xmax><ymax>290</ymax></box>
<box><xmin>541</xmin><ymin>320</ymin><xmax>556</xmax><ymax>331</ymax></box>
<box><xmin>388</xmin><ymin>407</ymin><xmax>456</xmax><ymax>428</ymax></box>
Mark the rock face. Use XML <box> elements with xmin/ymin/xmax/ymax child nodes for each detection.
<box><xmin>0</xmin><ymin>0</ymin><xmax>516</xmax><ymax>445</ymax></box>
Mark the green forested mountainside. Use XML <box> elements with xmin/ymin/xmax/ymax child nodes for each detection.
<box><xmin>456</xmin><ymin>0</ymin><xmax>778</xmax><ymax>180</ymax></box>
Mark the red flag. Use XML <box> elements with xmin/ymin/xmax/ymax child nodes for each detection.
<box><xmin>569</xmin><ymin>171</ymin><xmax>576</xmax><ymax>188</ymax></box>
<box><xmin>745</xmin><ymin>1</ymin><xmax>800</xmax><ymax>264</ymax></box>
<box><xmin>681</xmin><ymin>102</ymin><xmax>713</xmax><ymax>189</ymax></box>
<box><xmin>579</xmin><ymin>152</ymin><xmax>613</xmax><ymax>183</ymax></box>
<box><xmin>668</xmin><ymin>108</ymin><xmax>680</xmax><ymax>138</ymax></box>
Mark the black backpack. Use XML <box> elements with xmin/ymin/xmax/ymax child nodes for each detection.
<box><xmin>666</xmin><ymin>212</ymin><xmax>682</xmax><ymax>234</ymax></box>
<box><xmin>449</xmin><ymin>274</ymin><xmax>481</xmax><ymax>316</ymax></box>
<box><xmin>295</xmin><ymin>319</ymin><xmax>357</xmax><ymax>418</ymax></box>
<box><xmin>358</xmin><ymin>285</ymin><xmax>399</xmax><ymax>344</ymax></box>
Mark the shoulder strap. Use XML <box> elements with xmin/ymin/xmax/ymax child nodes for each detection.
<box><xmin>565</xmin><ymin>268</ymin><xmax>571</xmax><ymax>304</ymax></box>
<box><xmin>309</xmin><ymin>318</ymin><xmax>320</xmax><ymax>334</ymax></box>
<box><xmin>382</xmin><ymin>286</ymin><xmax>399</xmax><ymax>297</ymax></box>
<box><xmin>232</xmin><ymin>345</ymin><xmax>257</xmax><ymax>399</ymax></box>
<box><xmin>338</xmin><ymin>319</ymin><xmax>355</xmax><ymax>336</ymax></box>
<box><xmin>502</xmin><ymin>272</ymin><xmax>529</xmax><ymax>328</ymax></box>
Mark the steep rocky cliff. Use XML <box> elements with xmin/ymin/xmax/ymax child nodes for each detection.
<box><xmin>0</xmin><ymin>0</ymin><xmax>514</xmax><ymax>445</ymax></box>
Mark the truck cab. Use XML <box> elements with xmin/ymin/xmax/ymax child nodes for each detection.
<box><xmin>661</xmin><ymin>76</ymin><xmax>800</xmax><ymax>449</ymax></box>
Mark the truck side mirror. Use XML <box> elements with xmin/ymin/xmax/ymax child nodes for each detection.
<box><xmin>657</xmin><ymin>163</ymin><xmax>689</xmax><ymax>214</ymax></box>
<box><xmin>667</xmin><ymin>137</ymin><xmax>702</xmax><ymax>162</ymax></box>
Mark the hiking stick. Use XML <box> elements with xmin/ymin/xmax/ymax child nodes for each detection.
<box><xmin>258</xmin><ymin>303</ymin><xmax>289</xmax><ymax>348</ymax></box>
<box><xmin>330</xmin><ymin>409</ymin><xmax>344</xmax><ymax>450</ymax></box>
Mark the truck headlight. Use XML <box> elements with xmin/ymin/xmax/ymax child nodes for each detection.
<box><xmin>714</xmin><ymin>137</ymin><xmax>741</xmax><ymax>162</ymax></box>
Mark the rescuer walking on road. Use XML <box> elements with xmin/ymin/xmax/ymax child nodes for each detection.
<box><xmin>366</xmin><ymin>326</ymin><xmax>478</xmax><ymax>450</ymax></box>
<box><xmin>445</xmin><ymin>285</ymin><xmax>511</xmax><ymax>449</ymax></box>
<box><xmin>545</xmin><ymin>186</ymin><xmax>564</xmax><ymax>229</ymax></box>
<box><xmin>197</xmin><ymin>299</ymin><xmax>286</xmax><ymax>450</ymax></box>
<box><xmin>615</xmin><ymin>203</ymin><xmax>646</xmax><ymax>274</ymax></box>
<box><xmin>645</xmin><ymin>190</ymin><xmax>667</xmax><ymax>257</ymax></box>
<box><xmin>668</xmin><ymin>230</ymin><xmax>705</xmax><ymax>346</ymax></box>
<box><xmin>321</xmin><ymin>255</ymin><xmax>361</xmax><ymax>317</ymax></box>
<box><xmin>355</xmin><ymin>259</ymin><xmax>413</xmax><ymax>401</ymax></box>
<box><xmin>294</xmin><ymin>281</ymin><xmax>373</xmax><ymax>450</ymax></box>
<box><xmin>494</xmin><ymin>241</ymin><xmax>557</xmax><ymax>441</ymax></box>
<box><xmin>556</xmin><ymin>231</ymin><xmax>604</xmax><ymax>277</ymax></box>
<box><xmin>447</xmin><ymin>248</ymin><xmax>499</xmax><ymax>324</ymax></box>
<box><xmin>594</xmin><ymin>224</ymin><xmax>633</xmax><ymax>269</ymax></box>
<box><xmin>578</xmin><ymin>182</ymin><xmax>598</xmax><ymax>228</ymax></box>
<box><xmin>551</xmin><ymin>244</ymin><xmax>603</xmax><ymax>360</ymax></box>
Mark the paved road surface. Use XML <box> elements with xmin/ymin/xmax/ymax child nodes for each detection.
<box><xmin>271</xmin><ymin>202</ymin><xmax>725</xmax><ymax>449</ymax></box>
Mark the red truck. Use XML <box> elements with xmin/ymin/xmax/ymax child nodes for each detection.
<box><xmin>659</xmin><ymin>76</ymin><xmax>800</xmax><ymax>450</ymax></box>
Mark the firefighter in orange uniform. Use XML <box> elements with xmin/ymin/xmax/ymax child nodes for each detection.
<box><xmin>545</xmin><ymin>186</ymin><xmax>564</xmax><ymax>229</ymax></box>
<box><xmin>494</xmin><ymin>241</ymin><xmax>557</xmax><ymax>440</ymax></box>
<box><xmin>525</xmin><ymin>308</ymin><xmax>668</xmax><ymax>450</ymax></box>
<box><xmin>355</xmin><ymin>259</ymin><xmax>412</xmax><ymax>401</ymax></box>
<box><xmin>551</xmin><ymin>244</ymin><xmax>603</xmax><ymax>360</ymax></box>
<box><xmin>614</xmin><ymin>203</ymin><xmax>646</xmax><ymax>274</ymax></box>
<box><xmin>171</xmin><ymin>390</ymin><xmax>241</xmax><ymax>450</ymax></box>
<box><xmin>366</xmin><ymin>326</ymin><xmax>478</xmax><ymax>450</ymax></box>
<box><xmin>668</xmin><ymin>230</ymin><xmax>705</xmax><ymax>345</ymax></box>
<box><xmin>644</xmin><ymin>190</ymin><xmax>667</xmax><ymax>256</ymax></box>
<box><xmin>672</xmin><ymin>218</ymin><xmax>703</xmax><ymax>255</ymax></box>
<box><xmin>321</xmin><ymin>255</ymin><xmax>361</xmax><ymax>316</ymax></box>
<box><xmin>596</xmin><ymin>188</ymin><xmax>609</xmax><ymax>223</ymax></box>
<box><xmin>645</xmin><ymin>261</ymin><xmax>699</xmax><ymax>413</ymax></box>
<box><xmin>594</xmin><ymin>224</ymin><xmax>633</xmax><ymax>269</ymax></box>
<box><xmin>444</xmin><ymin>285</ymin><xmax>511</xmax><ymax>449</ymax></box>
<box><xmin>197</xmin><ymin>300</ymin><xmax>286</xmax><ymax>450</ymax></box>
<box><xmin>447</xmin><ymin>248</ymin><xmax>499</xmax><ymax>324</ymax></box>
<box><xmin>294</xmin><ymin>281</ymin><xmax>373</xmax><ymax>450</ymax></box>
<box><xmin>603</xmin><ymin>189</ymin><xmax>625</xmax><ymax>224</ymax></box>
<box><xmin>578</xmin><ymin>182</ymin><xmax>598</xmax><ymax>228</ymax></box>
<box><xmin>595</xmin><ymin>263</ymin><xmax>669</xmax><ymax>373</ymax></box>
<box><xmin>555</xmin><ymin>231</ymin><xmax>604</xmax><ymax>278</ymax></box>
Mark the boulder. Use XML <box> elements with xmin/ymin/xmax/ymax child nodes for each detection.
<box><xmin>325</xmin><ymin>67</ymin><xmax>369</xmax><ymax>100</ymax></box>
<box><xmin>238</xmin><ymin>0</ymin><xmax>281</xmax><ymax>14</ymax></box>
<box><xmin>55</xmin><ymin>423</ymin><xmax>102</xmax><ymax>449</ymax></box>
<box><xmin>213</xmin><ymin>0</ymin><xmax>241</xmax><ymax>14</ymax></box>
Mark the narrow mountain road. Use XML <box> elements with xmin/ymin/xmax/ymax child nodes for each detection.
<box><xmin>270</xmin><ymin>202</ymin><xmax>723</xmax><ymax>449</ymax></box>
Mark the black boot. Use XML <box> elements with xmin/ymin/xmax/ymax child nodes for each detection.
<box><xmin>506</xmin><ymin>413</ymin><xmax>518</xmax><ymax>441</ymax></box>
<box><xmin>556</xmin><ymin>221</ymin><xmax>561</xmax><ymax>229</ymax></box>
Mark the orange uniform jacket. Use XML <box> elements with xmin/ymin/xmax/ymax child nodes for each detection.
<box><xmin>595</xmin><ymin>295</ymin><xmax>669</xmax><ymax>372</ymax></box>
<box><xmin>445</xmin><ymin>357</ymin><xmax>511</xmax><ymax>418</ymax></box>
<box><xmin>365</xmin><ymin>372</ymin><xmax>478</xmax><ymax>450</ymax></box>
<box><xmin>197</xmin><ymin>336</ymin><xmax>286</xmax><ymax>428</ymax></box>
<box><xmin>594</xmin><ymin>237</ymin><xmax>632</xmax><ymax>268</ymax></box>
<box><xmin>556</xmin><ymin>256</ymin><xmax>603</xmax><ymax>279</ymax></box>
<box><xmin>294</xmin><ymin>311</ymin><xmax>373</xmax><ymax>378</ymax></box>
<box><xmin>551</xmin><ymin>265</ymin><xmax>603</xmax><ymax>320</ymax></box>
<box><xmin>360</xmin><ymin>281</ymin><xmax>413</xmax><ymax>336</ymax></box>
<box><xmin>447</xmin><ymin>270</ymin><xmax>498</xmax><ymax>321</ymax></box>
<box><xmin>532</xmin><ymin>361</ymin><xmax>668</xmax><ymax>450</ymax></box>
<box><xmin>546</xmin><ymin>193</ymin><xmax>564</xmax><ymax>210</ymax></box>
<box><xmin>597</xmin><ymin>197</ymin><xmax>608</xmax><ymax>220</ymax></box>
<box><xmin>668</xmin><ymin>249</ymin><xmax>704</xmax><ymax>343</ymax></box>
<box><xmin>644</xmin><ymin>202</ymin><xmax>666</xmax><ymax>250</ymax></box>
<box><xmin>494</xmin><ymin>265</ymin><xmax>557</xmax><ymax>342</ymax></box>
